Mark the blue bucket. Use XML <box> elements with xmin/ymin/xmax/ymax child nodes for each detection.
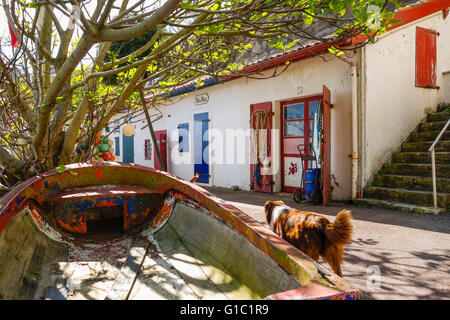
<box><xmin>305</xmin><ymin>169</ymin><xmax>320</xmax><ymax>198</ymax></box>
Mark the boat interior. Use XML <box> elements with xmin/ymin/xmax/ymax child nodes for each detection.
<box><xmin>0</xmin><ymin>163</ymin><xmax>359</xmax><ymax>300</ymax></box>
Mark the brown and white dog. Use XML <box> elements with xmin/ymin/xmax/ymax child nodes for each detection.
<box><xmin>264</xmin><ymin>200</ymin><xmax>352</xmax><ymax>277</ymax></box>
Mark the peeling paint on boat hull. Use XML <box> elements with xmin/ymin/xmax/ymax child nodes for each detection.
<box><xmin>0</xmin><ymin>162</ymin><xmax>360</xmax><ymax>300</ymax></box>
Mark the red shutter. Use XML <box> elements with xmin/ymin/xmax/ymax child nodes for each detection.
<box><xmin>250</xmin><ymin>102</ymin><xmax>273</xmax><ymax>193</ymax></box>
<box><xmin>416</xmin><ymin>26</ymin><xmax>437</xmax><ymax>88</ymax></box>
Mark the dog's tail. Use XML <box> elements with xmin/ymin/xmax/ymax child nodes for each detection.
<box><xmin>324</xmin><ymin>210</ymin><xmax>352</xmax><ymax>245</ymax></box>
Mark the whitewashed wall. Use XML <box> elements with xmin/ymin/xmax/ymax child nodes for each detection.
<box><xmin>108</xmin><ymin>118</ymin><xmax>122</xmax><ymax>162</ymax></box>
<box><xmin>109</xmin><ymin>54</ymin><xmax>354</xmax><ymax>200</ymax></box>
<box><xmin>109</xmin><ymin>111</ymin><xmax>165</xmax><ymax>169</ymax></box>
<box><xmin>362</xmin><ymin>11</ymin><xmax>450</xmax><ymax>185</ymax></box>
<box><xmin>104</xmin><ymin>10</ymin><xmax>449</xmax><ymax>201</ymax></box>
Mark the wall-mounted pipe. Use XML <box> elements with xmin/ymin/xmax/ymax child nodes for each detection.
<box><xmin>337</xmin><ymin>55</ymin><xmax>359</xmax><ymax>199</ymax></box>
<box><xmin>359</xmin><ymin>46</ymin><xmax>367</xmax><ymax>198</ymax></box>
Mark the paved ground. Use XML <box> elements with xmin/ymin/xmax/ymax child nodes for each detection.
<box><xmin>204</xmin><ymin>186</ymin><xmax>450</xmax><ymax>300</ymax></box>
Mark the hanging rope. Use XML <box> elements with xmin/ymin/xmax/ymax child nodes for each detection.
<box><xmin>251</xmin><ymin>110</ymin><xmax>269</xmax><ymax>186</ymax></box>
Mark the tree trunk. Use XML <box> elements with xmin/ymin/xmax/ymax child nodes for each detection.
<box><xmin>0</xmin><ymin>147</ymin><xmax>35</xmax><ymax>181</ymax></box>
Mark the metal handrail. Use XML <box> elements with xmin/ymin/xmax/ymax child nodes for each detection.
<box><xmin>428</xmin><ymin>118</ymin><xmax>450</xmax><ymax>208</ymax></box>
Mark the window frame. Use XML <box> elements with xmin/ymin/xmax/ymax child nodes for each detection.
<box><xmin>282</xmin><ymin>102</ymin><xmax>305</xmax><ymax>138</ymax></box>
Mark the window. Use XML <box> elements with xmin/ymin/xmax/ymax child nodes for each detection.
<box><xmin>114</xmin><ymin>137</ymin><xmax>120</xmax><ymax>156</ymax></box>
<box><xmin>144</xmin><ymin>139</ymin><xmax>152</xmax><ymax>160</ymax></box>
<box><xmin>284</xmin><ymin>103</ymin><xmax>304</xmax><ymax>120</ymax></box>
<box><xmin>283</xmin><ymin>103</ymin><xmax>304</xmax><ymax>137</ymax></box>
<box><xmin>177</xmin><ymin>123</ymin><xmax>189</xmax><ymax>152</ymax></box>
<box><xmin>416</xmin><ymin>26</ymin><xmax>438</xmax><ymax>88</ymax></box>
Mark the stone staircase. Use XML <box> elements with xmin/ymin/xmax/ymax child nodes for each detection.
<box><xmin>355</xmin><ymin>104</ymin><xmax>450</xmax><ymax>214</ymax></box>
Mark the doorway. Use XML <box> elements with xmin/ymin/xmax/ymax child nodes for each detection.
<box><xmin>281</xmin><ymin>96</ymin><xmax>321</xmax><ymax>193</ymax></box>
<box><xmin>122</xmin><ymin>134</ymin><xmax>134</xmax><ymax>163</ymax></box>
<box><xmin>194</xmin><ymin>112</ymin><xmax>209</xmax><ymax>184</ymax></box>
<box><xmin>154</xmin><ymin>130</ymin><xmax>167</xmax><ymax>171</ymax></box>
<box><xmin>250</xmin><ymin>102</ymin><xmax>273</xmax><ymax>193</ymax></box>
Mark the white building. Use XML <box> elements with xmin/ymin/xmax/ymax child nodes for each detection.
<box><xmin>108</xmin><ymin>0</ymin><xmax>450</xmax><ymax>205</ymax></box>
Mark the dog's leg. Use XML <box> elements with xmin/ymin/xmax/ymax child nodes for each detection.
<box><xmin>324</xmin><ymin>245</ymin><xmax>343</xmax><ymax>277</ymax></box>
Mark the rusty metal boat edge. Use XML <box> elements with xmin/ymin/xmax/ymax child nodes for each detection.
<box><xmin>0</xmin><ymin>162</ymin><xmax>361</xmax><ymax>300</ymax></box>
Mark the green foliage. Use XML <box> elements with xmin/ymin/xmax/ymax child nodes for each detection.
<box><xmin>103</xmin><ymin>27</ymin><xmax>158</xmax><ymax>85</ymax></box>
<box><xmin>55</xmin><ymin>165</ymin><xmax>67</xmax><ymax>173</ymax></box>
<box><xmin>0</xmin><ymin>0</ymin><xmax>410</xmax><ymax>177</ymax></box>
<box><xmin>328</xmin><ymin>46</ymin><xmax>344</xmax><ymax>56</ymax></box>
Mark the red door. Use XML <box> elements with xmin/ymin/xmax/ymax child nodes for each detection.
<box><xmin>250</xmin><ymin>102</ymin><xmax>273</xmax><ymax>193</ymax></box>
<box><xmin>154</xmin><ymin>130</ymin><xmax>167</xmax><ymax>172</ymax></box>
<box><xmin>281</xmin><ymin>96</ymin><xmax>321</xmax><ymax>193</ymax></box>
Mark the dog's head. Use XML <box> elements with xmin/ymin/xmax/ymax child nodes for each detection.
<box><xmin>264</xmin><ymin>200</ymin><xmax>286</xmax><ymax>226</ymax></box>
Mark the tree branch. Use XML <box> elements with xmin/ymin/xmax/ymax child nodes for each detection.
<box><xmin>96</xmin><ymin>0</ymin><xmax>181</xmax><ymax>42</ymax></box>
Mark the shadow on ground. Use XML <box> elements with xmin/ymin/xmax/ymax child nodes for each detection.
<box><xmin>343</xmin><ymin>245</ymin><xmax>449</xmax><ymax>300</ymax></box>
<box><xmin>204</xmin><ymin>186</ymin><xmax>450</xmax><ymax>300</ymax></box>
<box><xmin>205</xmin><ymin>186</ymin><xmax>450</xmax><ymax>234</ymax></box>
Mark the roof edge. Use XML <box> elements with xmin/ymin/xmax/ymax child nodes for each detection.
<box><xmin>151</xmin><ymin>0</ymin><xmax>448</xmax><ymax>100</ymax></box>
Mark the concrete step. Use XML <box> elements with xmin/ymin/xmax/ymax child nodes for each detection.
<box><xmin>382</xmin><ymin>163</ymin><xmax>450</xmax><ymax>178</ymax></box>
<box><xmin>409</xmin><ymin>130</ymin><xmax>450</xmax><ymax>142</ymax></box>
<box><xmin>373</xmin><ymin>174</ymin><xmax>450</xmax><ymax>193</ymax></box>
<box><xmin>364</xmin><ymin>186</ymin><xmax>450</xmax><ymax>208</ymax></box>
<box><xmin>427</xmin><ymin>111</ymin><xmax>450</xmax><ymax>122</ymax></box>
<box><xmin>401</xmin><ymin>140</ymin><xmax>450</xmax><ymax>152</ymax></box>
<box><xmin>437</xmin><ymin>103</ymin><xmax>450</xmax><ymax>111</ymax></box>
<box><xmin>437</xmin><ymin>104</ymin><xmax>450</xmax><ymax>112</ymax></box>
<box><xmin>353</xmin><ymin>198</ymin><xmax>446</xmax><ymax>215</ymax></box>
<box><xmin>391</xmin><ymin>151</ymin><xmax>450</xmax><ymax>164</ymax></box>
<box><xmin>419</xmin><ymin>121</ymin><xmax>449</xmax><ymax>132</ymax></box>
<box><xmin>362</xmin><ymin>108</ymin><xmax>450</xmax><ymax>212</ymax></box>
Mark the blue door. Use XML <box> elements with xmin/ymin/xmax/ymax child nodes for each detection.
<box><xmin>122</xmin><ymin>134</ymin><xmax>134</xmax><ymax>163</ymax></box>
<box><xmin>194</xmin><ymin>112</ymin><xmax>209</xmax><ymax>183</ymax></box>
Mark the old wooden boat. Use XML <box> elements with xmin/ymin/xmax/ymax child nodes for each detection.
<box><xmin>0</xmin><ymin>162</ymin><xmax>360</xmax><ymax>300</ymax></box>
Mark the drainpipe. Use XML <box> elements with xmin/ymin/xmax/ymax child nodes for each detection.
<box><xmin>337</xmin><ymin>54</ymin><xmax>359</xmax><ymax>199</ymax></box>
<box><xmin>360</xmin><ymin>47</ymin><xmax>367</xmax><ymax>198</ymax></box>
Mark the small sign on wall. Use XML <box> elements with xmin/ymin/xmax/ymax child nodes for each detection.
<box><xmin>195</xmin><ymin>93</ymin><xmax>209</xmax><ymax>105</ymax></box>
